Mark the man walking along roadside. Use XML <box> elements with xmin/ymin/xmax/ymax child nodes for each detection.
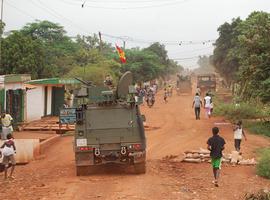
<box><xmin>204</xmin><ymin>93</ymin><xmax>212</xmax><ymax>118</ymax></box>
<box><xmin>192</xmin><ymin>93</ymin><xmax>202</xmax><ymax>120</ymax></box>
<box><xmin>233</xmin><ymin>120</ymin><xmax>247</xmax><ymax>152</ymax></box>
<box><xmin>1</xmin><ymin>111</ymin><xmax>14</xmax><ymax>140</ymax></box>
<box><xmin>207</xmin><ymin>127</ymin><xmax>226</xmax><ymax>187</ymax></box>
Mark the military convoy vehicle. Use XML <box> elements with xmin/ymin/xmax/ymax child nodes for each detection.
<box><xmin>176</xmin><ymin>74</ymin><xmax>192</xmax><ymax>94</ymax></box>
<box><xmin>73</xmin><ymin>72</ymin><xmax>146</xmax><ymax>175</ymax></box>
<box><xmin>197</xmin><ymin>73</ymin><xmax>216</xmax><ymax>95</ymax></box>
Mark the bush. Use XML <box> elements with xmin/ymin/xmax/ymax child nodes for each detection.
<box><xmin>244</xmin><ymin>121</ymin><xmax>270</xmax><ymax>137</ymax></box>
<box><xmin>256</xmin><ymin>148</ymin><xmax>270</xmax><ymax>179</ymax></box>
<box><xmin>213</xmin><ymin>101</ymin><xmax>263</xmax><ymax>121</ymax></box>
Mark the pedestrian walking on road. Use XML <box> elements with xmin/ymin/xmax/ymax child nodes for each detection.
<box><xmin>1</xmin><ymin>133</ymin><xmax>16</xmax><ymax>180</ymax></box>
<box><xmin>192</xmin><ymin>93</ymin><xmax>202</xmax><ymax>120</ymax></box>
<box><xmin>233</xmin><ymin>120</ymin><xmax>247</xmax><ymax>152</ymax></box>
<box><xmin>1</xmin><ymin>111</ymin><xmax>14</xmax><ymax>140</ymax></box>
<box><xmin>196</xmin><ymin>86</ymin><xmax>201</xmax><ymax>96</ymax></box>
<box><xmin>204</xmin><ymin>93</ymin><xmax>212</xmax><ymax>118</ymax></box>
<box><xmin>207</xmin><ymin>127</ymin><xmax>226</xmax><ymax>187</ymax></box>
<box><xmin>164</xmin><ymin>88</ymin><xmax>169</xmax><ymax>103</ymax></box>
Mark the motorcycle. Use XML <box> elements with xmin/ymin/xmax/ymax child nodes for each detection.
<box><xmin>146</xmin><ymin>95</ymin><xmax>155</xmax><ymax>108</ymax></box>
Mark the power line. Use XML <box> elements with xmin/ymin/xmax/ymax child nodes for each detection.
<box><xmin>5</xmin><ymin>1</ymin><xmax>216</xmax><ymax>56</ymax></box>
<box><xmin>172</xmin><ymin>54</ymin><xmax>212</xmax><ymax>60</ymax></box>
<box><xmin>102</xmin><ymin>33</ymin><xmax>215</xmax><ymax>45</ymax></box>
<box><xmin>5</xmin><ymin>1</ymin><xmax>37</xmax><ymax>20</ymax></box>
<box><xmin>36</xmin><ymin>0</ymin><xmax>91</xmax><ymax>35</ymax></box>
<box><xmin>7</xmin><ymin>0</ymin><xmax>214</xmax><ymax>46</ymax></box>
<box><xmin>71</xmin><ymin>0</ymin><xmax>183</xmax><ymax>3</ymax></box>
<box><xmin>169</xmin><ymin>46</ymin><xmax>214</xmax><ymax>55</ymax></box>
<box><xmin>60</xmin><ymin>0</ymin><xmax>192</xmax><ymax>9</ymax></box>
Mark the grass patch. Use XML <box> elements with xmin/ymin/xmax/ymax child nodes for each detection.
<box><xmin>213</xmin><ymin>98</ymin><xmax>270</xmax><ymax>137</ymax></box>
<box><xmin>213</xmin><ymin>102</ymin><xmax>263</xmax><ymax>121</ymax></box>
<box><xmin>244</xmin><ymin>121</ymin><xmax>270</xmax><ymax>137</ymax></box>
<box><xmin>256</xmin><ymin>148</ymin><xmax>270</xmax><ymax>179</ymax></box>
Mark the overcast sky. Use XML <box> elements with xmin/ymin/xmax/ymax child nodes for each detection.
<box><xmin>4</xmin><ymin>0</ymin><xmax>270</xmax><ymax>69</ymax></box>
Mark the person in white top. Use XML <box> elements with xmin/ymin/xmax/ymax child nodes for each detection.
<box><xmin>204</xmin><ymin>93</ymin><xmax>212</xmax><ymax>118</ymax></box>
<box><xmin>233</xmin><ymin>120</ymin><xmax>247</xmax><ymax>152</ymax></box>
<box><xmin>1</xmin><ymin>112</ymin><xmax>14</xmax><ymax>140</ymax></box>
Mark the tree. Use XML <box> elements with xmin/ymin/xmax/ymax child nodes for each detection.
<box><xmin>236</xmin><ymin>11</ymin><xmax>270</xmax><ymax>102</ymax></box>
<box><xmin>194</xmin><ymin>55</ymin><xmax>215</xmax><ymax>74</ymax></box>
<box><xmin>212</xmin><ymin>18</ymin><xmax>242</xmax><ymax>86</ymax></box>
<box><xmin>121</xmin><ymin>49</ymin><xmax>163</xmax><ymax>82</ymax></box>
<box><xmin>1</xmin><ymin>31</ymin><xmax>50</xmax><ymax>78</ymax></box>
<box><xmin>213</xmin><ymin>11</ymin><xmax>270</xmax><ymax>103</ymax></box>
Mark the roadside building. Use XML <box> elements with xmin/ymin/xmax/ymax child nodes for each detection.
<box><xmin>0</xmin><ymin>74</ymin><xmax>31</xmax><ymax>124</ymax></box>
<box><xmin>25</xmin><ymin>78</ymin><xmax>80</xmax><ymax>122</ymax></box>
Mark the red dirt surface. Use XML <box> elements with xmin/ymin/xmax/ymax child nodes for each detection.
<box><xmin>0</xmin><ymin>92</ymin><xmax>269</xmax><ymax>200</ymax></box>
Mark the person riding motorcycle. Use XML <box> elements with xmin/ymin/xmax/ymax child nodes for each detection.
<box><xmin>145</xmin><ymin>87</ymin><xmax>155</xmax><ymax>107</ymax></box>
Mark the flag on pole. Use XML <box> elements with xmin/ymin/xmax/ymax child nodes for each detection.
<box><xmin>115</xmin><ymin>44</ymin><xmax>126</xmax><ymax>63</ymax></box>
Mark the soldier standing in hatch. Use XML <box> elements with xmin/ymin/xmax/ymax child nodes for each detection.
<box><xmin>104</xmin><ymin>75</ymin><xmax>113</xmax><ymax>88</ymax></box>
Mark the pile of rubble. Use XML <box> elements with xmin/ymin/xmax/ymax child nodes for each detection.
<box><xmin>182</xmin><ymin>148</ymin><xmax>257</xmax><ymax>165</ymax></box>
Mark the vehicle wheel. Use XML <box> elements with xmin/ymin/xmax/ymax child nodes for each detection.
<box><xmin>76</xmin><ymin>166</ymin><xmax>97</xmax><ymax>176</ymax></box>
<box><xmin>76</xmin><ymin>166</ymin><xmax>89</xmax><ymax>176</ymax></box>
<box><xmin>134</xmin><ymin>162</ymin><xmax>146</xmax><ymax>174</ymax></box>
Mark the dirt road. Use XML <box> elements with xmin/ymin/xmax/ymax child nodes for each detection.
<box><xmin>1</xmin><ymin>93</ymin><xmax>269</xmax><ymax>200</ymax></box>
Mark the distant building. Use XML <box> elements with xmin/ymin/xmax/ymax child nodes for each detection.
<box><xmin>0</xmin><ymin>75</ymin><xmax>80</xmax><ymax>124</ymax></box>
<box><xmin>25</xmin><ymin>78</ymin><xmax>80</xmax><ymax>122</ymax></box>
<box><xmin>0</xmin><ymin>74</ymin><xmax>31</xmax><ymax>124</ymax></box>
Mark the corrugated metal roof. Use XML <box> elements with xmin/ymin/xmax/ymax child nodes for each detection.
<box><xmin>26</xmin><ymin>78</ymin><xmax>81</xmax><ymax>85</ymax></box>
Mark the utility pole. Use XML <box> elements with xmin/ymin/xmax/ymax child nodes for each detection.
<box><xmin>123</xmin><ymin>40</ymin><xmax>126</xmax><ymax>50</ymax></box>
<box><xmin>0</xmin><ymin>0</ymin><xmax>3</xmax><ymax>69</ymax></box>
<box><xmin>98</xmin><ymin>31</ymin><xmax>102</xmax><ymax>54</ymax></box>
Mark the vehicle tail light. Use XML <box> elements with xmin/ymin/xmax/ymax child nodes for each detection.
<box><xmin>79</xmin><ymin>147</ymin><xmax>92</xmax><ymax>151</ymax></box>
<box><xmin>128</xmin><ymin>144</ymin><xmax>141</xmax><ymax>150</ymax></box>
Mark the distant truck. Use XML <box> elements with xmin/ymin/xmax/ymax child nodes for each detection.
<box><xmin>197</xmin><ymin>73</ymin><xmax>216</xmax><ymax>94</ymax></box>
<box><xmin>176</xmin><ymin>75</ymin><xmax>192</xmax><ymax>94</ymax></box>
<box><xmin>73</xmin><ymin>72</ymin><xmax>146</xmax><ymax>175</ymax></box>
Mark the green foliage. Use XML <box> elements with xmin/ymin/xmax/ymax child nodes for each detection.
<box><xmin>66</xmin><ymin>60</ymin><xmax>121</xmax><ymax>85</ymax></box>
<box><xmin>1</xmin><ymin>20</ymin><xmax>79</xmax><ymax>78</ymax></box>
<box><xmin>213</xmin><ymin>101</ymin><xmax>264</xmax><ymax>121</ymax></box>
<box><xmin>121</xmin><ymin>43</ymin><xmax>182</xmax><ymax>82</ymax></box>
<box><xmin>1</xmin><ymin>31</ymin><xmax>48</xmax><ymax>78</ymax></box>
<box><xmin>213</xmin><ymin>12</ymin><xmax>270</xmax><ymax>103</ymax></box>
<box><xmin>212</xmin><ymin>18</ymin><xmax>242</xmax><ymax>85</ymax></box>
<box><xmin>244</xmin><ymin>121</ymin><xmax>270</xmax><ymax>137</ymax></box>
<box><xmin>0</xmin><ymin>20</ymin><xmax>5</xmax><ymax>35</ymax></box>
<box><xmin>256</xmin><ymin>148</ymin><xmax>270</xmax><ymax>179</ymax></box>
<box><xmin>122</xmin><ymin>49</ymin><xmax>164</xmax><ymax>82</ymax></box>
<box><xmin>0</xmin><ymin>20</ymin><xmax>181</xmax><ymax>83</ymax></box>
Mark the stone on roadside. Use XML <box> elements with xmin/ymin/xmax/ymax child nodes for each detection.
<box><xmin>183</xmin><ymin>158</ymin><xmax>201</xmax><ymax>163</ymax></box>
<box><xmin>231</xmin><ymin>151</ymin><xmax>240</xmax><ymax>164</ymax></box>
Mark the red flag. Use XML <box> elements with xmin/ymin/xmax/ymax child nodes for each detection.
<box><xmin>115</xmin><ymin>44</ymin><xmax>126</xmax><ymax>63</ymax></box>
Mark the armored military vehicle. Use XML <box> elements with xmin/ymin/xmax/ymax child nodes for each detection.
<box><xmin>74</xmin><ymin>72</ymin><xmax>146</xmax><ymax>175</ymax></box>
<box><xmin>176</xmin><ymin>74</ymin><xmax>192</xmax><ymax>94</ymax></box>
<box><xmin>197</xmin><ymin>73</ymin><xmax>216</xmax><ymax>95</ymax></box>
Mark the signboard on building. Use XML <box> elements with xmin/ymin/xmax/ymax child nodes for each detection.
<box><xmin>59</xmin><ymin>108</ymin><xmax>76</xmax><ymax>124</ymax></box>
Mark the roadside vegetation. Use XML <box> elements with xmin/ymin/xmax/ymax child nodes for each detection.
<box><xmin>256</xmin><ymin>148</ymin><xmax>270</xmax><ymax>180</ymax></box>
<box><xmin>0</xmin><ymin>20</ymin><xmax>183</xmax><ymax>84</ymax></box>
<box><xmin>212</xmin><ymin>11</ymin><xmax>270</xmax><ymax>104</ymax></box>
<box><xmin>212</xmin><ymin>13</ymin><xmax>270</xmax><ymax>181</ymax></box>
<box><xmin>213</xmin><ymin>98</ymin><xmax>270</xmax><ymax>137</ymax></box>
